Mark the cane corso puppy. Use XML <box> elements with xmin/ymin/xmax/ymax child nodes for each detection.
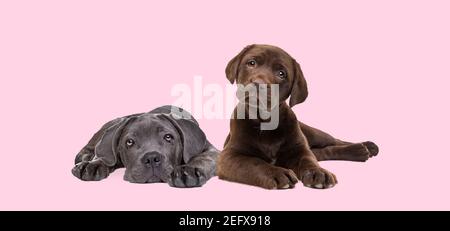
<box><xmin>217</xmin><ymin>44</ymin><xmax>379</xmax><ymax>189</ymax></box>
<box><xmin>72</xmin><ymin>105</ymin><xmax>219</xmax><ymax>187</ymax></box>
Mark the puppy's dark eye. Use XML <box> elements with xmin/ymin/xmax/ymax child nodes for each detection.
<box><xmin>276</xmin><ymin>70</ymin><xmax>287</xmax><ymax>79</ymax></box>
<box><xmin>163</xmin><ymin>134</ymin><xmax>174</xmax><ymax>142</ymax></box>
<box><xmin>247</xmin><ymin>59</ymin><xmax>257</xmax><ymax>67</ymax></box>
<box><xmin>126</xmin><ymin>139</ymin><xmax>135</xmax><ymax>147</ymax></box>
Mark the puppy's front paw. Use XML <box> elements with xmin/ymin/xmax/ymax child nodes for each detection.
<box><xmin>72</xmin><ymin>159</ymin><xmax>110</xmax><ymax>181</ymax></box>
<box><xmin>169</xmin><ymin>165</ymin><xmax>207</xmax><ymax>188</ymax></box>
<box><xmin>300</xmin><ymin>167</ymin><xmax>337</xmax><ymax>189</ymax></box>
<box><xmin>261</xmin><ymin>167</ymin><xmax>299</xmax><ymax>190</ymax></box>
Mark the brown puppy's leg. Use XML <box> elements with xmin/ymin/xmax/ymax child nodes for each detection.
<box><xmin>299</xmin><ymin>122</ymin><xmax>350</xmax><ymax>147</ymax></box>
<box><xmin>299</xmin><ymin>122</ymin><xmax>379</xmax><ymax>161</ymax></box>
<box><xmin>276</xmin><ymin>145</ymin><xmax>337</xmax><ymax>189</ymax></box>
<box><xmin>217</xmin><ymin>149</ymin><xmax>299</xmax><ymax>189</ymax></box>
<box><xmin>275</xmin><ymin>146</ymin><xmax>337</xmax><ymax>189</ymax></box>
<box><xmin>312</xmin><ymin>142</ymin><xmax>378</xmax><ymax>162</ymax></box>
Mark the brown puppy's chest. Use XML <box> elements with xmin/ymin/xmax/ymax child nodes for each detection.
<box><xmin>228</xmin><ymin>103</ymin><xmax>304</xmax><ymax>163</ymax></box>
<box><xmin>255</xmin><ymin>130</ymin><xmax>285</xmax><ymax>163</ymax></box>
<box><xmin>240</xmin><ymin>119</ymin><xmax>294</xmax><ymax>163</ymax></box>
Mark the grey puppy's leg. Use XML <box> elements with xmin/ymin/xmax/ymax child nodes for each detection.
<box><xmin>72</xmin><ymin>118</ymin><xmax>123</xmax><ymax>181</ymax></box>
<box><xmin>169</xmin><ymin>143</ymin><xmax>219</xmax><ymax>188</ymax></box>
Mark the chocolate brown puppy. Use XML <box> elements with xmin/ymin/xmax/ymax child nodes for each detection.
<box><xmin>217</xmin><ymin>44</ymin><xmax>378</xmax><ymax>189</ymax></box>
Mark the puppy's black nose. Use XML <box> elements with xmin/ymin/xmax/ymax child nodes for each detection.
<box><xmin>142</xmin><ymin>152</ymin><xmax>164</xmax><ymax>167</ymax></box>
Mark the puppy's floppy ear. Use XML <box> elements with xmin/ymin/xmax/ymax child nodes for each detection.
<box><xmin>160</xmin><ymin>114</ymin><xmax>206</xmax><ymax>164</ymax></box>
<box><xmin>289</xmin><ymin>59</ymin><xmax>309</xmax><ymax>107</ymax></box>
<box><xmin>225</xmin><ymin>44</ymin><xmax>255</xmax><ymax>84</ymax></box>
<box><xmin>94</xmin><ymin>116</ymin><xmax>137</xmax><ymax>166</ymax></box>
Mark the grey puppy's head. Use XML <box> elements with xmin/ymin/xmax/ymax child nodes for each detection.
<box><xmin>93</xmin><ymin>112</ymin><xmax>206</xmax><ymax>183</ymax></box>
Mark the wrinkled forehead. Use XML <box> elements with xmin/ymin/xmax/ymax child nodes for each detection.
<box><xmin>244</xmin><ymin>45</ymin><xmax>293</xmax><ymax>64</ymax></box>
<box><xmin>126</xmin><ymin>114</ymin><xmax>177</xmax><ymax>136</ymax></box>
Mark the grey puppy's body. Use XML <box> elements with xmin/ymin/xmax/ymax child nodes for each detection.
<box><xmin>72</xmin><ymin>105</ymin><xmax>219</xmax><ymax>188</ymax></box>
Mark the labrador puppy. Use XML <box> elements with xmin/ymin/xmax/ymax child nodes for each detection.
<box><xmin>72</xmin><ymin>105</ymin><xmax>219</xmax><ymax>187</ymax></box>
<box><xmin>217</xmin><ymin>44</ymin><xmax>379</xmax><ymax>189</ymax></box>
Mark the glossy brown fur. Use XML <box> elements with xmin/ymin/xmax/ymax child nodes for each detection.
<box><xmin>217</xmin><ymin>44</ymin><xmax>378</xmax><ymax>189</ymax></box>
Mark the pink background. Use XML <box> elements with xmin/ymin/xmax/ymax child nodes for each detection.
<box><xmin>1</xmin><ymin>0</ymin><xmax>449</xmax><ymax>210</ymax></box>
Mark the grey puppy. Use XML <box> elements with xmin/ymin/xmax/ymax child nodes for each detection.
<box><xmin>72</xmin><ymin>105</ymin><xmax>219</xmax><ymax>187</ymax></box>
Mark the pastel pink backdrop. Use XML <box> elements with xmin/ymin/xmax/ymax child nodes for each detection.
<box><xmin>1</xmin><ymin>0</ymin><xmax>449</xmax><ymax>210</ymax></box>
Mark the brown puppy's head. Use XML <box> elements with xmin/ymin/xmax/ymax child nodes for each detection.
<box><xmin>225</xmin><ymin>44</ymin><xmax>308</xmax><ymax>107</ymax></box>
